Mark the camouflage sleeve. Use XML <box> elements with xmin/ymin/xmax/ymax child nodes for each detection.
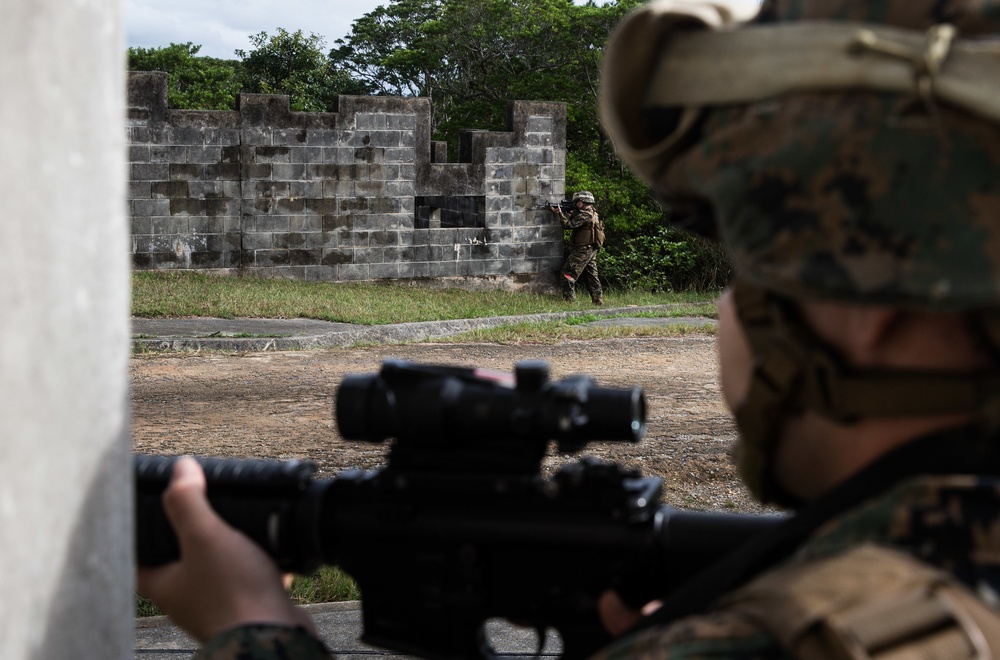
<box><xmin>194</xmin><ymin>624</ymin><xmax>332</xmax><ymax>660</ymax></box>
<box><xmin>567</xmin><ymin>209</ymin><xmax>595</xmax><ymax>230</ymax></box>
<box><xmin>591</xmin><ymin>613</ymin><xmax>788</xmax><ymax>660</ymax></box>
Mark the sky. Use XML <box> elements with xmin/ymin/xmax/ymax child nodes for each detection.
<box><xmin>125</xmin><ymin>0</ymin><xmax>762</xmax><ymax>61</ymax></box>
<box><xmin>125</xmin><ymin>0</ymin><xmax>387</xmax><ymax>59</ymax></box>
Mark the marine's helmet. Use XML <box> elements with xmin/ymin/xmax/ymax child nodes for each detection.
<box><xmin>573</xmin><ymin>191</ymin><xmax>596</xmax><ymax>205</ymax></box>
<box><xmin>601</xmin><ymin>0</ymin><xmax>1000</xmax><ymax>505</ymax></box>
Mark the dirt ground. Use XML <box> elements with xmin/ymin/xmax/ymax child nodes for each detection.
<box><xmin>130</xmin><ymin>335</ymin><xmax>768</xmax><ymax>513</ymax></box>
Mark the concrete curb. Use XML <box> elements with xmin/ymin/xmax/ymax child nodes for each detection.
<box><xmin>131</xmin><ymin>305</ymin><xmax>717</xmax><ymax>353</ymax></box>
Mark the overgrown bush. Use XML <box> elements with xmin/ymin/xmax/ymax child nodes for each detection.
<box><xmin>599</xmin><ymin>225</ymin><xmax>732</xmax><ymax>293</ymax></box>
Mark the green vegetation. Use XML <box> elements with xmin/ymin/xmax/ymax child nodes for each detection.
<box><xmin>133</xmin><ymin>271</ymin><xmax>718</xmax><ymax>325</ymax></box>
<box><xmin>137</xmin><ymin>566</ymin><xmax>361</xmax><ymax>617</ymax></box>
<box><xmin>127</xmin><ymin>0</ymin><xmax>733</xmax><ymax>293</ymax></box>
<box><xmin>289</xmin><ymin>567</ymin><xmax>361</xmax><ymax>604</ymax></box>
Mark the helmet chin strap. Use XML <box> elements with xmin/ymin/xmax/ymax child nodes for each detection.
<box><xmin>730</xmin><ymin>277</ymin><xmax>1000</xmax><ymax>506</ymax></box>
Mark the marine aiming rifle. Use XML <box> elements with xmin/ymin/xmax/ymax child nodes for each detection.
<box><xmin>135</xmin><ymin>359</ymin><xmax>781</xmax><ymax>660</ymax></box>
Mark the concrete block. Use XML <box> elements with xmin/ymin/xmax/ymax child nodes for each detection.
<box><xmin>458</xmin><ymin>258</ymin><xmax>487</xmax><ymax>277</ymax></box>
<box><xmin>322</xmin><ymin>248</ymin><xmax>352</xmax><ymax>265</ymax></box>
<box><xmin>526</xmin><ymin>116</ymin><xmax>554</xmax><ymax>133</ymax></box>
<box><xmin>290</xmin><ymin>215</ymin><xmax>324</xmax><ymax>232</ymax></box>
<box><xmin>428</xmin><ymin>260</ymin><xmax>457</xmax><ymax>277</ymax></box>
<box><xmin>343</xmin><ymin>230</ymin><xmax>370</xmax><ymax>247</ymax></box>
<box><xmin>287</xmin><ymin>249</ymin><xmax>322</xmax><ymax>266</ymax></box>
<box><xmin>242</xmin><ymin>127</ymin><xmax>273</xmax><ymax>146</ymax></box>
<box><xmin>369</xmin><ymin>131</ymin><xmax>401</xmax><ymax>148</ymax></box>
<box><xmin>149</xmin><ymin>181</ymin><xmax>188</xmax><ymax>199</ymax></box>
<box><xmin>290</xmin><ymin>181</ymin><xmax>324</xmax><ymax>198</ymax></box>
<box><xmin>307</xmin><ymin>198</ymin><xmax>338</xmax><ymax>215</ymax></box>
<box><xmin>306</xmin><ymin>131</ymin><xmax>339</xmax><ymax>147</ymax></box>
<box><xmin>203</xmin><ymin>128</ymin><xmax>241</xmax><ymax>145</ymax></box>
<box><xmin>484</xmin><ymin>258</ymin><xmax>513</xmax><ymax>275</ymax></box>
<box><xmin>291</xmin><ymin>146</ymin><xmax>323</xmax><ymax>164</ymax></box>
<box><xmin>132</xmin><ymin>199</ymin><xmax>169</xmax><ymax>217</ymax></box>
<box><xmin>130</xmin><ymin>144</ymin><xmax>152</xmax><ymax>162</ymax></box>
<box><xmin>169</xmin><ymin>198</ymin><xmax>206</xmax><ymax>216</ymax></box>
<box><xmin>330</xmin><ymin>147</ymin><xmax>357</xmax><ymax>164</ymax></box>
<box><xmin>339</xmin><ymin>263</ymin><xmax>370</xmax><ymax>280</ymax></box>
<box><xmin>370</xmin><ymin>164</ymin><xmax>400</xmax><ymax>181</ymax></box>
<box><xmin>307</xmin><ymin>163</ymin><xmax>338</xmax><ymax>180</ymax></box>
<box><xmin>187</xmin><ymin>181</ymin><xmax>226</xmax><ymax>198</ymax></box>
<box><xmin>271</xmin><ymin>163</ymin><xmax>307</xmax><ymax>180</ymax></box>
<box><xmin>151</xmin><ymin>217</ymin><xmax>189</xmax><ymax>235</ymax></box>
<box><xmin>275</xmin><ymin>197</ymin><xmax>305</xmax><ymax>214</ymax></box>
<box><xmin>371</xmin><ymin>197</ymin><xmax>400</xmax><ymax>213</ymax></box>
<box><xmin>304</xmin><ymin>265</ymin><xmax>338</xmax><ymax>281</ymax></box>
<box><xmin>338</xmin><ymin>197</ymin><xmax>370</xmax><ymax>213</ymax></box>
<box><xmin>386</xmin><ymin>114</ymin><xmax>417</xmax><ymax>130</ymax></box>
<box><xmin>188</xmin><ymin>145</ymin><xmax>223</xmax><ymax>163</ymax></box>
<box><xmin>370</xmin><ymin>230</ymin><xmax>398</xmax><ymax>247</ymax></box>
<box><xmin>205</xmin><ymin>233</ymin><xmax>241</xmax><ymax>252</ymax></box>
<box><xmin>131</xmin><ymin>216</ymin><xmax>154</xmax><ymax>235</ymax></box>
<box><xmin>255</xmin><ymin>215</ymin><xmax>291</xmax><ymax>232</ymax></box>
<box><xmin>272</xmin><ymin>128</ymin><xmax>307</xmax><ymax>145</ymax></box>
<box><xmin>205</xmin><ymin>163</ymin><xmax>241</xmax><ymax>180</ymax></box>
<box><xmin>242</xmin><ymin>232</ymin><xmax>272</xmax><ymax>250</ymax></box>
<box><xmin>273</xmin><ymin>232</ymin><xmax>306</xmax><ymax>249</ymax></box>
<box><xmin>356</xmin><ymin>180</ymin><xmax>387</xmax><ymax>196</ymax></box>
<box><xmin>409</xmin><ymin>244</ymin><xmax>429</xmax><ymax>261</ymax></box>
<box><xmin>243</xmin><ymin>163</ymin><xmax>272</xmax><ymax>179</ymax></box>
<box><xmin>129</xmin><ymin>181</ymin><xmax>152</xmax><ymax>199</ymax></box>
<box><xmin>132</xmin><ymin>162</ymin><xmax>169</xmax><ymax>181</ymax></box>
<box><xmin>354</xmin><ymin>145</ymin><xmax>385</xmax><ymax>164</ymax></box>
<box><xmin>191</xmin><ymin>217</ymin><xmax>225</xmax><ymax>234</ymax></box>
<box><xmin>256</xmin><ymin>181</ymin><xmax>290</xmax><ymax>198</ymax></box>
<box><xmin>253</xmin><ymin>145</ymin><xmax>291</xmax><ymax>164</ymax></box>
<box><xmin>166</xmin><ymin>126</ymin><xmax>205</xmax><ymax>145</ymax></box>
<box><xmin>190</xmin><ymin>251</ymin><xmax>226</xmax><ymax>268</ymax></box>
<box><xmin>487</xmin><ymin>181</ymin><xmax>513</xmax><ymax>196</ymax></box>
<box><xmin>384</xmin><ymin>148</ymin><xmax>415</xmax><ymax>164</ymax></box>
<box><xmin>370</xmin><ymin>262</ymin><xmax>400</xmax><ymax>279</ymax></box>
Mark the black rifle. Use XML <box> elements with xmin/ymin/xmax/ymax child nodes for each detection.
<box><xmin>135</xmin><ymin>359</ymin><xmax>781</xmax><ymax>660</ymax></box>
<box><xmin>544</xmin><ymin>199</ymin><xmax>574</xmax><ymax>214</ymax></box>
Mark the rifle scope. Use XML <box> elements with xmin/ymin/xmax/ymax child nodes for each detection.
<box><xmin>335</xmin><ymin>359</ymin><xmax>646</xmax><ymax>454</ymax></box>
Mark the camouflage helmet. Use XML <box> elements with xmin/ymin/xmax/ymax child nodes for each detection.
<box><xmin>601</xmin><ymin>0</ymin><xmax>1000</xmax><ymax>506</ymax></box>
<box><xmin>601</xmin><ymin>0</ymin><xmax>1000</xmax><ymax>310</ymax></box>
<box><xmin>573</xmin><ymin>191</ymin><xmax>596</xmax><ymax>205</ymax></box>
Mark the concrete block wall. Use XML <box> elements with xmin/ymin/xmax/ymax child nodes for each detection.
<box><xmin>127</xmin><ymin>72</ymin><xmax>566</xmax><ymax>290</ymax></box>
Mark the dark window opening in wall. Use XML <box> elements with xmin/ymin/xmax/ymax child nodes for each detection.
<box><xmin>415</xmin><ymin>196</ymin><xmax>486</xmax><ymax>229</ymax></box>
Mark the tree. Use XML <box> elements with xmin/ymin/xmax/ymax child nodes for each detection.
<box><xmin>331</xmin><ymin>0</ymin><xmax>642</xmax><ymax>152</ymax></box>
<box><xmin>330</xmin><ymin>0</ymin><xmax>441</xmax><ymax>98</ymax></box>
<box><xmin>236</xmin><ymin>28</ymin><xmax>371</xmax><ymax>111</ymax></box>
<box><xmin>128</xmin><ymin>43</ymin><xmax>241</xmax><ymax>110</ymax></box>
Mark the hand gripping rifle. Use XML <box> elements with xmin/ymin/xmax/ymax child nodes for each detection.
<box><xmin>135</xmin><ymin>359</ymin><xmax>780</xmax><ymax>660</ymax></box>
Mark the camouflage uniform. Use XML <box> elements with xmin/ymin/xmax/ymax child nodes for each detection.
<box><xmin>596</xmin><ymin>425</ymin><xmax>1000</xmax><ymax>658</ymax></box>
<box><xmin>595</xmin><ymin>0</ymin><xmax>1000</xmax><ymax>657</ymax></box>
<box><xmin>558</xmin><ymin>203</ymin><xmax>604</xmax><ymax>304</ymax></box>
<box><xmin>197</xmin><ymin>624</ymin><xmax>330</xmax><ymax>659</ymax></box>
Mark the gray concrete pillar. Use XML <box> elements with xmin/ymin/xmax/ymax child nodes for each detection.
<box><xmin>0</xmin><ymin>0</ymin><xmax>131</xmax><ymax>658</ymax></box>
